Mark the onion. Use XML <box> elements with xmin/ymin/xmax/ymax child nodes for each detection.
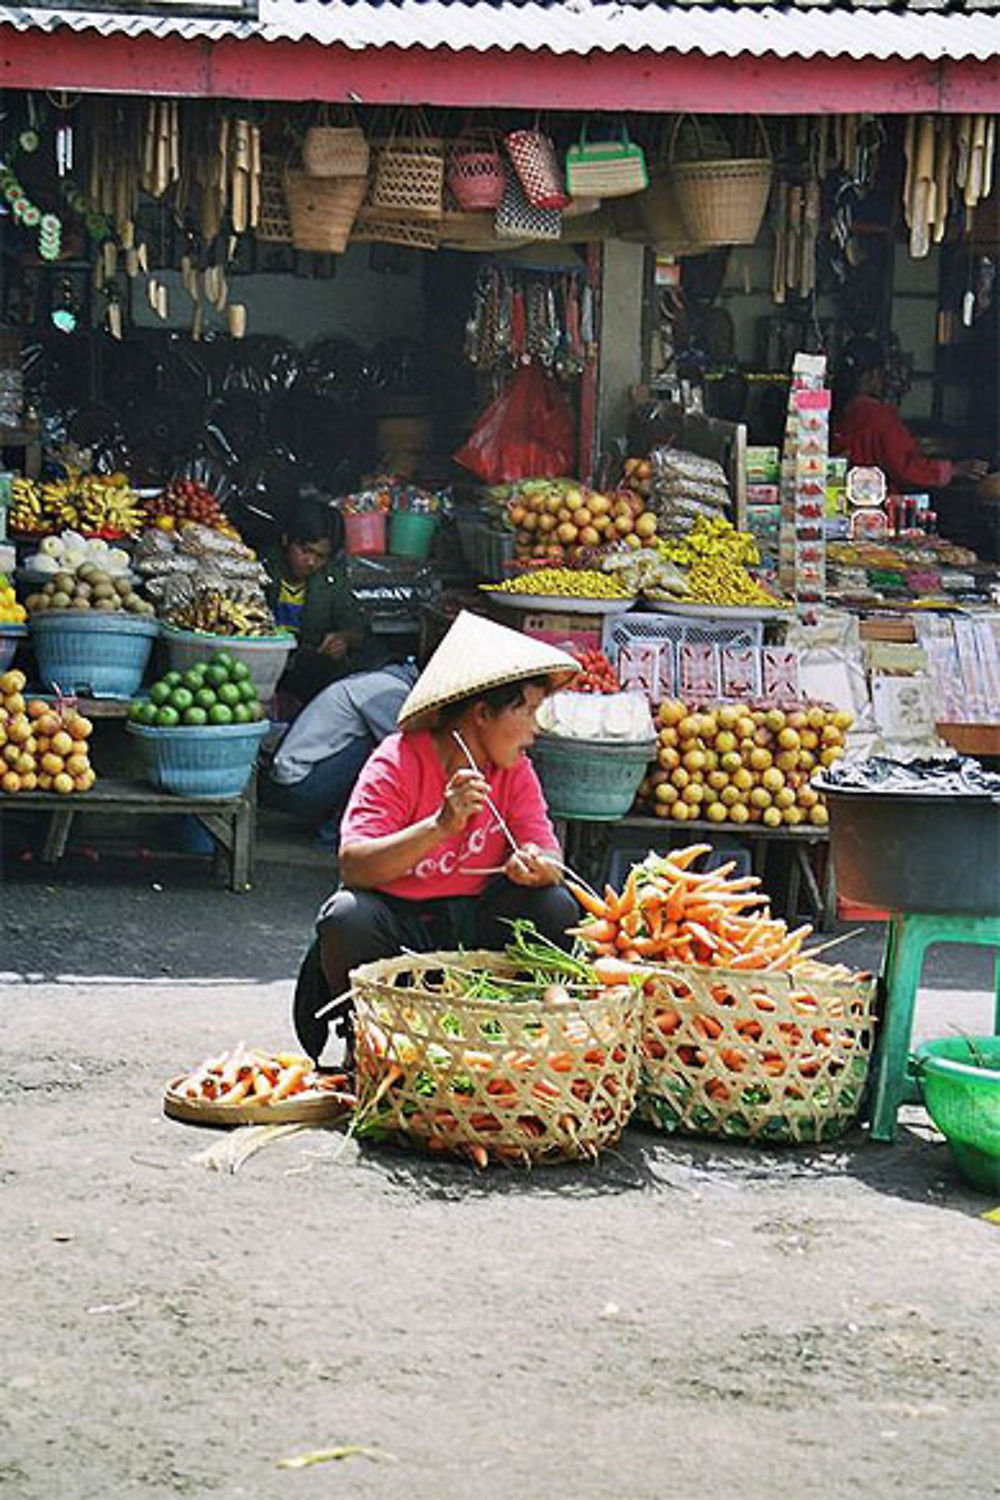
<box><xmin>542</xmin><ymin>983</ymin><xmax>573</xmax><ymax>1007</ymax></box>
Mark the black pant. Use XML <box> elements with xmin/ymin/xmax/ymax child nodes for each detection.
<box><xmin>293</xmin><ymin>879</ymin><xmax>579</xmax><ymax>1062</ymax></box>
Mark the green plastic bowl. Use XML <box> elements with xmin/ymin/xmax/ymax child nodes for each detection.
<box><xmin>914</xmin><ymin>1035</ymin><xmax>1000</xmax><ymax>1193</ymax></box>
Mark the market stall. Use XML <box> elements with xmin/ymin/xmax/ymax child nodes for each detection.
<box><xmin>0</xmin><ymin>95</ymin><xmax>996</xmax><ymax>888</ymax></box>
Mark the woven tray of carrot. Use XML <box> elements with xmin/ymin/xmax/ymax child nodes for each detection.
<box><xmin>350</xmin><ymin>925</ymin><xmax>640</xmax><ymax>1169</ymax></box>
<box><xmin>566</xmin><ymin>845</ymin><xmax>877</xmax><ymax>1143</ymax></box>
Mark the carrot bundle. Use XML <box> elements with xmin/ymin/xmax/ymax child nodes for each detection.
<box><xmin>567</xmin><ymin>844</ymin><xmax>813</xmax><ymax>972</ymax></box>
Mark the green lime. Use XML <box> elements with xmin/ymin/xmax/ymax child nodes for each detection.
<box><xmin>237</xmin><ymin>679</ymin><xmax>258</xmax><ymax>704</ymax></box>
<box><xmin>128</xmin><ymin>699</ymin><xmax>145</xmax><ymax>721</ymax></box>
<box><xmin>249</xmin><ymin>702</ymin><xmax>265</xmax><ymax>722</ymax></box>
<box><xmin>138</xmin><ymin>702</ymin><xmax>159</xmax><ymax>726</ymax></box>
<box><xmin>162</xmin><ymin>670</ymin><xmax>183</xmax><ymax>688</ymax></box>
<box><xmin>183</xmin><ymin>667</ymin><xmax>207</xmax><ymax>691</ymax></box>
<box><xmin>231</xmin><ymin>701</ymin><xmax>251</xmax><ymax>724</ymax></box>
<box><xmin>217</xmin><ymin>682</ymin><xmax>241</xmax><ymax>708</ymax></box>
<box><xmin>182</xmin><ymin>705</ymin><xmax>208</xmax><ymax>726</ymax></box>
<box><xmin>148</xmin><ymin>681</ymin><xmax>172</xmax><ymax>706</ymax></box>
<box><xmin>155</xmin><ymin>705</ymin><xmax>180</xmax><ymax>728</ymax></box>
<box><xmin>194</xmin><ymin>686</ymin><xmax>217</xmax><ymax>710</ymax></box>
<box><xmin>169</xmin><ymin>686</ymin><xmax>194</xmax><ymax>713</ymax></box>
<box><xmin>211</xmin><ymin>650</ymin><xmax>235</xmax><ymax>670</ymax></box>
<box><xmin>206</xmin><ymin>663</ymin><xmax>229</xmax><ymax>688</ymax></box>
<box><xmin>208</xmin><ymin>702</ymin><xmax>233</xmax><ymax>725</ymax></box>
<box><xmin>229</xmin><ymin>659</ymin><xmax>251</xmax><ymax>682</ymax></box>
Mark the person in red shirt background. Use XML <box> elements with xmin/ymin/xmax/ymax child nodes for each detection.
<box><xmin>831</xmin><ymin>336</ymin><xmax>988</xmax><ymax>492</ymax></box>
<box><xmin>291</xmin><ymin>611</ymin><xmax>581</xmax><ymax>1064</ymax></box>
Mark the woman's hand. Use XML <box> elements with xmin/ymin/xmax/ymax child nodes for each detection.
<box><xmin>437</xmin><ymin>768</ymin><xmax>490</xmax><ymax>837</ymax></box>
<box><xmin>505</xmin><ymin>842</ymin><xmax>561</xmax><ymax>888</ymax></box>
<box><xmin>317</xmin><ymin>631</ymin><xmax>350</xmax><ymax>660</ymax></box>
<box><xmin>953</xmin><ymin>458</ymin><xmax>989</xmax><ymax>483</ymax></box>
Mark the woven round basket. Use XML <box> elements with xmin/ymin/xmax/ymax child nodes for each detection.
<box><xmin>666</xmin><ymin>115</ymin><xmax>773</xmax><ymax>247</ymax></box>
<box><xmin>351</xmin><ymin>950</ymin><xmax>641</xmax><ymax>1167</ymax></box>
<box><xmin>351</xmin><ymin>207</ymin><xmax>440</xmax><ymax>251</ymax></box>
<box><xmin>369</xmin><ymin>136</ymin><xmax>445</xmax><ymax>221</ymax></box>
<box><xmin>638</xmin><ymin>959</ymin><xmax>877</xmax><ymax>1144</ymax></box>
<box><xmin>447</xmin><ymin>139</ymin><xmax>506</xmax><ymax>212</ymax></box>
<box><xmin>285</xmin><ymin>171</ymin><xmax>367</xmax><ymax>253</ymax></box>
<box><xmin>302</xmin><ymin>125</ymin><xmax>370</xmax><ymax>180</ymax></box>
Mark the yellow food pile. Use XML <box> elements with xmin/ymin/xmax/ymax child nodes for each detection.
<box><xmin>636</xmin><ymin>700</ymin><xmax>851</xmax><ymax>827</ymax></box>
<box><xmin>483</xmin><ymin>568</ymin><xmax>633</xmax><ymax>600</ymax></box>
<box><xmin>0</xmin><ymin>577</ymin><xmax>26</xmax><ymax>624</ymax></box>
<box><xmin>0</xmin><ymin>670</ymin><xmax>96</xmax><ymax>794</ymax></box>
<box><xmin>658</xmin><ymin>516</ymin><xmax>789</xmax><ymax>609</ymax></box>
<box><xmin>9</xmin><ymin>472</ymin><xmax>146</xmax><ymax>538</ymax></box>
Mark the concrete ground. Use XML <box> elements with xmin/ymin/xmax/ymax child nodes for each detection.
<box><xmin>1</xmin><ymin>807</ymin><xmax>998</xmax><ymax>1499</ymax></box>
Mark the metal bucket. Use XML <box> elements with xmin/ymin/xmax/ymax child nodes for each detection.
<box><xmin>820</xmin><ymin>783</ymin><xmax>1000</xmax><ymax>915</ymax></box>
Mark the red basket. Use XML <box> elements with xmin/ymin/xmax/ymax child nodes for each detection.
<box><xmin>343</xmin><ymin>511</ymin><xmax>387</xmax><ymax>556</ymax></box>
<box><xmin>447</xmin><ymin>142</ymin><xmax>506</xmax><ymax>211</ymax></box>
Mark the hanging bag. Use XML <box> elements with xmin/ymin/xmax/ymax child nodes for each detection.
<box><xmin>495</xmin><ymin>164</ymin><xmax>562</xmax><ymax>241</ymax></box>
<box><xmin>667</xmin><ymin>115</ymin><xmax>773</xmax><ymax>246</ymax></box>
<box><xmin>302</xmin><ymin>106</ymin><xmax>370</xmax><ymax>179</ymax></box>
<box><xmin>503</xmin><ymin>127</ymin><xmax>570</xmax><ymax>210</ymax></box>
<box><xmin>369</xmin><ymin>112</ymin><xmax>445</xmax><ymax>220</ymax></box>
<box><xmin>565</xmin><ymin>121</ymin><xmax>648</xmax><ymax>199</ymax></box>
<box><xmin>447</xmin><ymin>127</ymin><xmax>506</xmax><ymax>212</ymax></box>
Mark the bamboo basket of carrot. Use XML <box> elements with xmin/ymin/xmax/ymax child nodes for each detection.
<box><xmin>566</xmin><ymin>845</ymin><xmax>877</xmax><ymax>1144</ymax></box>
<box><xmin>350</xmin><ymin>944</ymin><xmax>640</xmax><ymax>1169</ymax></box>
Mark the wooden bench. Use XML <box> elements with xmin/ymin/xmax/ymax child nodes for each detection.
<box><xmin>555</xmin><ymin>813</ymin><xmax>835</xmax><ymax>928</ymax></box>
<box><xmin>1</xmin><ymin>776</ymin><xmax>258</xmax><ymax>892</ymax></box>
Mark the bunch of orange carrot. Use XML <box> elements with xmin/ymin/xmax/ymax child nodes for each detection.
<box><xmin>567</xmin><ymin>843</ymin><xmax>814</xmax><ymax>972</ymax></box>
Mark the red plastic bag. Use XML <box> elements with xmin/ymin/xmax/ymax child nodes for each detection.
<box><xmin>454</xmin><ymin>365</ymin><xmax>575</xmax><ymax>483</ymax></box>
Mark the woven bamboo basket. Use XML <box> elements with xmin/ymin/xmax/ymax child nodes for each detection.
<box><xmin>666</xmin><ymin>118</ymin><xmax>773</xmax><ymax>248</ymax></box>
<box><xmin>351</xmin><ymin>950</ymin><xmax>641</xmax><ymax>1167</ymax></box>
<box><xmin>369</xmin><ymin>136</ymin><xmax>446</xmax><ymax>221</ymax></box>
<box><xmin>638</xmin><ymin>959</ymin><xmax>877</xmax><ymax>1144</ymax></box>
<box><xmin>256</xmin><ymin>156</ymin><xmax>293</xmax><ymax>244</ymax></box>
<box><xmin>351</xmin><ymin>208</ymin><xmax>441</xmax><ymax>251</ymax></box>
<box><xmin>285</xmin><ymin>172</ymin><xmax>367</xmax><ymax>253</ymax></box>
<box><xmin>302</xmin><ymin>124</ymin><xmax>370</xmax><ymax>179</ymax></box>
<box><xmin>447</xmin><ymin>135</ymin><xmax>506</xmax><ymax>212</ymax></box>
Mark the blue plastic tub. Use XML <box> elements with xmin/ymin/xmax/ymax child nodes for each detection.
<box><xmin>0</xmin><ymin>624</ymin><xmax>27</xmax><ymax>673</ymax></box>
<box><xmin>160</xmin><ymin>624</ymin><xmax>294</xmax><ymax>701</ymax></box>
<box><xmin>528</xmin><ymin>733</ymin><xmax>657</xmax><ymax>821</ymax></box>
<box><xmin>30</xmin><ymin>612</ymin><xmax>159</xmax><ymax>698</ymax></box>
<box><xmin>127</xmin><ymin>719</ymin><xmax>270</xmax><ymax>799</ymax></box>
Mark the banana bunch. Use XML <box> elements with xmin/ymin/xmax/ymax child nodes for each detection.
<box><xmin>7</xmin><ymin>471</ymin><xmax>145</xmax><ymax>537</ymax></box>
<box><xmin>73</xmin><ymin>475</ymin><xmax>146</xmax><ymax>536</ymax></box>
<box><xmin>8</xmin><ymin>476</ymin><xmax>46</xmax><ymax>535</ymax></box>
<box><xmin>167</xmin><ymin>589</ymin><xmax>276</xmax><ymax>637</ymax></box>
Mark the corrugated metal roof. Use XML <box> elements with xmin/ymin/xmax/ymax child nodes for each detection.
<box><xmin>0</xmin><ymin>0</ymin><xmax>997</xmax><ymax>58</ymax></box>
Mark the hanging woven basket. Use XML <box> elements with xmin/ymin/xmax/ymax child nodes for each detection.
<box><xmin>667</xmin><ymin>116</ymin><xmax>773</xmax><ymax>247</ymax></box>
<box><xmin>368</xmin><ymin>131</ymin><xmax>446</xmax><ymax>221</ymax></box>
<box><xmin>285</xmin><ymin>171</ymin><xmax>367</xmax><ymax>253</ymax></box>
<box><xmin>302</xmin><ymin>123</ymin><xmax>370</xmax><ymax>180</ymax></box>
<box><xmin>447</xmin><ymin>133</ymin><xmax>507</xmax><ymax>212</ymax></box>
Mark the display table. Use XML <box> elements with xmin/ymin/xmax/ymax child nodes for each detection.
<box><xmin>555</xmin><ymin>813</ymin><xmax>834</xmax><ymax>928</ymax></box>
<box><xmin>0</xmin><ymin>777</ymin><xmax>258</xmax><ymax>892</ymax></box>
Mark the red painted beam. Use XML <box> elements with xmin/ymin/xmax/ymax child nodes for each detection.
<box><xmin>1</xmin><ymin>30</ymin><xmax>997</xmax><ymax>114</ymax></box>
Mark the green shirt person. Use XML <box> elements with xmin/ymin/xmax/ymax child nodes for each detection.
<box><xmin>263</xmin><ymin>493</ymin><xmax>366</xmax><ymax>710</ymax></box>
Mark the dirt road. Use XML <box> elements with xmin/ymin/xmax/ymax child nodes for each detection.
<box><xmin>2</xmin><ymin>974</ymin><xmax>998</xmax><ymax>1500</ymax></box>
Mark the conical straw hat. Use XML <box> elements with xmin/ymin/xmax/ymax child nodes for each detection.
<box><xmin>397</xmin><ymin>610</ymin><xmax>578</xmax><ymax>731</ymax></box>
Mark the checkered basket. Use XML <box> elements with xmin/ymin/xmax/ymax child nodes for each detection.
<box><xmin>504</xmin><ymin>127</ymin><xmax>570</xmax><ymax>211</ymax></box>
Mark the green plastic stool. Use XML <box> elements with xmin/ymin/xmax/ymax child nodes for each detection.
<box><xmin>868</xmin><ymin>912</ymin><xmax>1000</xmax><ymax>1143</ymax></box>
